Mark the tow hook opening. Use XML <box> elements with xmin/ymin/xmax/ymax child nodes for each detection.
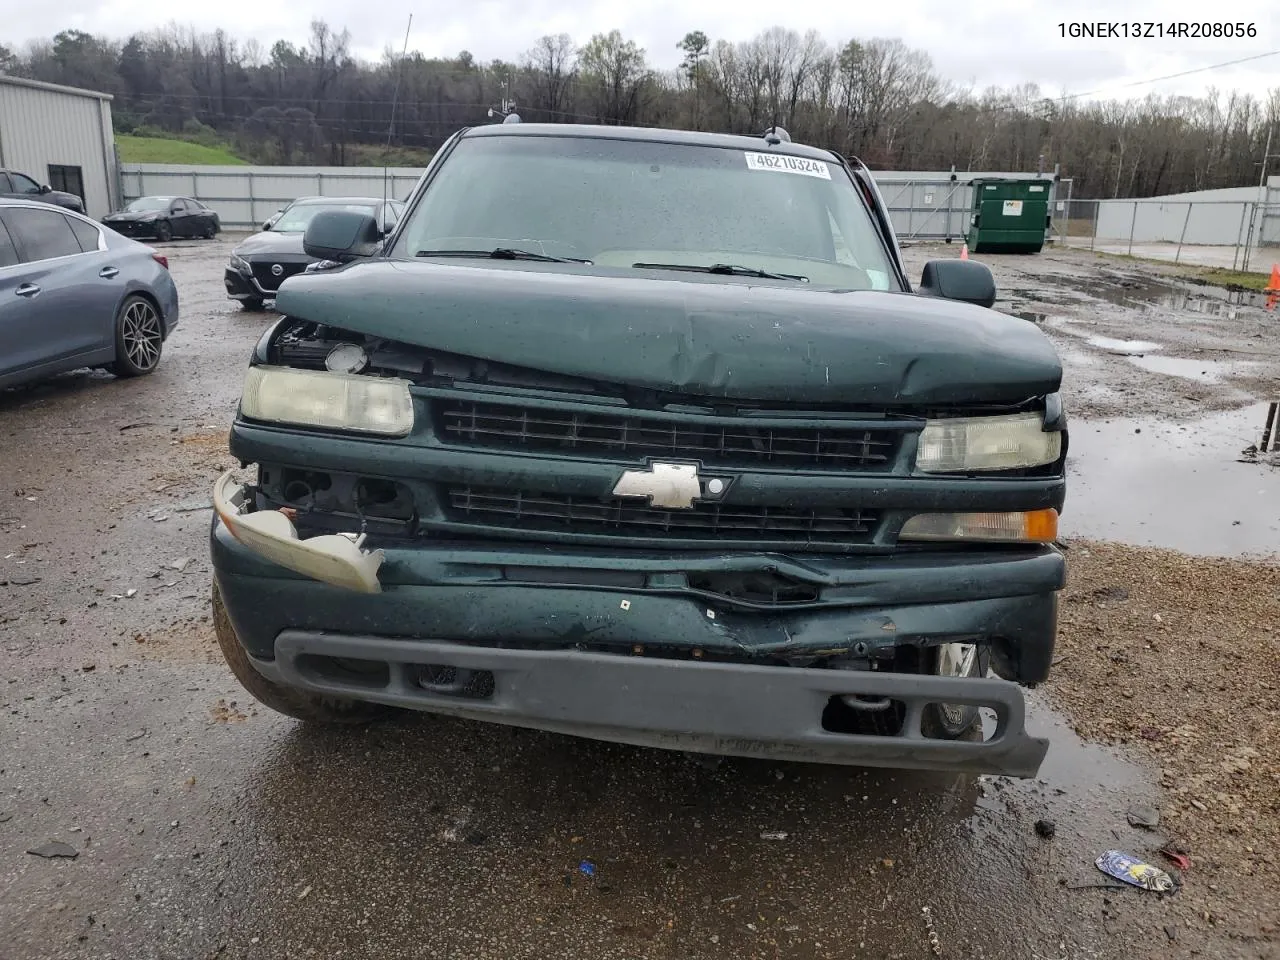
<box><xmin>823</xmin><ymin>695</ymin><xmax>907</xmax><ymax>737</ymax></box>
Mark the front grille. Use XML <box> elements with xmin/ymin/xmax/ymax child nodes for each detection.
<box><xmin>439</xmin><ymin>399</ymin><xmax>901</xmax><ymax>470</ymax></box>
<box><xmin>251</xmin><ymin>261</ymin><xmax>308</xmax><ymax>291</ymax></box>
<box><xmin>446</xmin><ymin>486</ymin><xmax>880</xmax><ymax>543</ymax></box>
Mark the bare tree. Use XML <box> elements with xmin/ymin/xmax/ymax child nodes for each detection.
<box><xmin>522</xmin><ymin>34</ymin><xmax>576</xmax><ymax>118</ymax></box>
<box><xmin>578</xmin><ymin>30</ymin><xmax>649</xmax><ymax>124</ymax></box>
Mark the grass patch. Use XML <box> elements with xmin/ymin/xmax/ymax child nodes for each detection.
<box><xmin>1087</xmin><ymin>249</ymin><xmax>1276</xmax><ymax>291</ymax></box>
<box><xmin>1188</xmin><ymin>267</ymin><xmax>1276</xmax><ymax>292</ymax></box>
<box><xmin>339</xmin><ymin>143</ymin><xmax>435</xmax><ymax>167</ymax></box>
<box><xmin>116</xmin><ymin>135</ymin><xmax>246</xmax><ymax>165</ymax></box>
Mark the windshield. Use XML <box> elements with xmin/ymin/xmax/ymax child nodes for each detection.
<box><xmin>393</xmin><ymin>136</ymin><xmax>896</xmax><ymax>289</ymax></box>
<box><xmin>126</xmin><ymin>197</ymin><xmax>172</xmax><ymax>212</ymax></box>
<box><xmin>273</xmin><ymin>202</ymin><xmax>378</xmax><ymax>233</ymax></box>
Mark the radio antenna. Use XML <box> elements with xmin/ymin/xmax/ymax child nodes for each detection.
<box><xmin>383</xmin><ymin>14</ymin><xmax>413</xmax><ymax>207</ymax></box>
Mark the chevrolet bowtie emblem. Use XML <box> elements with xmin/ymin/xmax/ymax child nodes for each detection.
<box><xmin>612</xmin><ymin>462</ymin><xmax>706</xmax><ymax>510</ymax></box>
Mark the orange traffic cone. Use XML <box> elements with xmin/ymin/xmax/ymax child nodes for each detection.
<box><xmin>1266</xmin><ymin>263</ymin><xmax>1280</xmax><ymax>292</ymax></box>
<box><xmin>960</xmin><ymin>243</ymin><xmax>969</xmax><ymax>260</ymax></box>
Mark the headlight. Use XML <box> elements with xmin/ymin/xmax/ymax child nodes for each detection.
<box><xmin>899</xmin><ymin>509</ymin><xmax>1058</xmax><ymax>543</ymax></box>
<box><xmin>915</xmin><ymin>412</ymin><xmax>1061</xmax><ymax>473</ymax></box>
<box><xmin>240</xmin><ymin>365</ymin><xmax>414</xmax><ymax>436</ymax></box>
<box><xmin>229</xmin><ymin>254</ymin><xmax>250</xmax><ymax>272</ymax></box>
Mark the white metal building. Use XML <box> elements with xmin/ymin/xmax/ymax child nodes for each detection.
<box><xmin>0</xmin><ymin>75</ymin><xmax>117</xmax><ymax>218</ymax></box>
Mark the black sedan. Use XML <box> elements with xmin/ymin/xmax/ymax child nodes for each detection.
<box><xmin>102</xmin><ymin>197</ymin><xmax>221</xmax><ymax>242</ymax></box>
<box><xmin>224</xmin><ymin>196</ymin><xmax>403</xmax><ymax>311</ymax></box>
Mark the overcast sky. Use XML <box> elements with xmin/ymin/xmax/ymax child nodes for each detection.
<box><xmin>10</xmin><ymin>0</ymin><xmax>1280</xmax><ymax>102</ymax></box>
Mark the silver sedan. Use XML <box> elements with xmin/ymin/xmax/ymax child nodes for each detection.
<box><xmin>0</xmin><ymin>198</ymin><xmax>179</xmax><ymax>390</ymax></box>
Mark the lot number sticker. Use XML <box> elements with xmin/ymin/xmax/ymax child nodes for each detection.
<box><xmin>744</xmin><ymin>152</ymin><xmax>831</xmax><ymax>179</ymax></box>
<box><xmin>1002</xmin><ymin>199</ymin><xmax>1024</xmax><ymax>216</ymax></box>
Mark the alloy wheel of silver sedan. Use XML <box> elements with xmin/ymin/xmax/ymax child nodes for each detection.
<box><xmin>111</xmin><ymin>296</ymin><xmax>164</xmax><ymax>378</ymax></box>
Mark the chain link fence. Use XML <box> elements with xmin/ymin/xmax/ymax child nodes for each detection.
<box><xmin>1058</xmin><ymin>198</ymin><xmax>1280</xmax><ymax>273</ymax></box>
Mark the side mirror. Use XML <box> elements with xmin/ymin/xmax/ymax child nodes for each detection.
<box><xmin>39</xmin><ymin>184</ymin><xmax>52</xmax><ymax>195</ymax></box>
<box><xmin>261</xmin><ymin>221</ymin><xmax>273</xmax><ymax>231</ymax></box>
<box><xmin>918</xmin><ymin>260</ymin><xmax>997</xmax><ymax>309</ymax></box>
<box><xmin>303</xmin><ymin>210</ymin><xmax>382</xmax><ymax>262</ymax></box>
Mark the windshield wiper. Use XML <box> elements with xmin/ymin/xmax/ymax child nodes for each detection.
<box><xmin>633</xmin><ymin>262</ymin><xmax>808</xmax><ymax>282</ymax></box>
<box><xmin>416</xmin><ymin>247</ymin><xmax>590</xmax><ymax>263</ymax></box>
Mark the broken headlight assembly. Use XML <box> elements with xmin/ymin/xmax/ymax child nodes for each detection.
<box><xmin>915</xmin><ymin>412</ymin><xmax>1061</xmax><ymax>473</ymax></box>
<box><xmin>229</xmin><ymin>254</ymin><xmax>251</xmax><ymax>273</ymax></box>
<box><xmin>213</xmin><ymin>471</ymin><xmax>384</xmax><ymax>592</ymax></box>
<box><xmin>239</xmin><ymin>365</ymin><xmax>415</xmax><ymax>436</ymax></box>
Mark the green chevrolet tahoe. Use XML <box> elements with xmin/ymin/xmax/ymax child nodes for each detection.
<box><xmin>210</xmin><ymin>122</ymin><xmax>1067</xmax><ymax>778</ymax></box>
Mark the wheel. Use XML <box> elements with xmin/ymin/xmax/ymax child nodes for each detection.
<box><xmin>156</xmin><ymin>220</ymin><xmax>172</xmax><ymax>242</ymax></box>
<box><xmin>240</xmin><ymin>297</ymin><xmax>265</xmax><ymax>312</ymax></box>
<box><xmin>203</xmin><ymin>222</ymin><xmax>216</xmax><ymax>240</ymax></box>
<box><xmin>110</xmin><ymin>295</ymin><xmax>164</xmax><ymax>377</ymax></box>
<box><xmin>212</xmin><ymin>582</ymin><xmax>388</xmax><ymax>724</ymax></box>
<box><xmin>920</xmin><ymin>642</ymin><xmax>991</xmax><ymax>739</ymax></box>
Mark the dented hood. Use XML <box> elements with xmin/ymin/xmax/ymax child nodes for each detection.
<box><xmin>274</xmin><ymin>259</ymin><xmax>1062</xmax><ymax>405</ymax></box>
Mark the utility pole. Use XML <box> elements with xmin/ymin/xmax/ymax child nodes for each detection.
<box><xmin>488</xmin><ymin>75</ymin><xmax>518</xmax><ymax>121</ymax></box>
<box><xmin>1259</xmin><ymin>125</ymin><xmax>1275</xmax><ymax>192</ymax></box>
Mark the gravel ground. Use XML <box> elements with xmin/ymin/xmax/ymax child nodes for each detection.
<box><xmin>1049</xmin><ymin>540</ymin><xmax>1280</xmax><ymax>947</ymax></box>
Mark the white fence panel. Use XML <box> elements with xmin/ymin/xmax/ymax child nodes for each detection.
<box><xmin>120</xmin><ymin>164</ymin><xmax>425</xmax><ymax>229</ymax></box>
<box><xmin>120</xmin><ymin>162</ymin><xmax>1063</xmax><ymax>237</ymax></box>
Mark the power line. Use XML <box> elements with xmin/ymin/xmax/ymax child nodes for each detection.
<box><xmin>118</xmin><ymin>100</ymin><xmax>608</xmax><ymax>126</ymax></box>
<box><xmin>1054</xmin><ymin>49</ymin><xmax>1280</xmax><ymax>102</ymax></box>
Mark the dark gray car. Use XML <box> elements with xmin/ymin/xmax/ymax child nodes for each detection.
<box><xmin>0</xmin><ymin>169</ymin><xmax>86</xmax><ymax>214</ymax></box>
<box><xmin>224</xmin><ymin>197</ymin><xmax>404</xmax><ymax>311</ymax></box>
<box><xmin>0</xmin><ymin>199</ymin><xmax>180</xmax><ymax>391</ymax></box>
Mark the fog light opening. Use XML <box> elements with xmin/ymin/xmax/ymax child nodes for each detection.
<box><xmin>415</xmin><ymin>664</ymin><xmax>496</xmax><ymax>700</ymax></box>
<box><xmin>296</xmin><ymin>654</ymin><xmax>390</xmax><ymax>689</ymax></box>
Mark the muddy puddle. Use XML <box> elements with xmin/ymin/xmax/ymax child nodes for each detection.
<box><xmin>1063</xmin><ymin>403</ymin><xmax>1280</xmax><ymax>557</ymax></box>
<box><xmin>1007</xmin><ymin>270</ymin><xmax>1274</xmax><ymax>320</ymax></box>
<box><xmin>1084</xmin><ymin>335</ymin><xmax>1161</xmax><ymax>354</ymax></box>
<box><xmin>1126</xmin><ymin>355</ymin><xmax>1263</xmax><ymax>384</ymax></box>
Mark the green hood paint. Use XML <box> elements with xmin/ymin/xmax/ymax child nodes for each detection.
<box><xmin>275</xmin><ymin>259</ymin><xmax>1063</xmax><ymax>405</ymax></box>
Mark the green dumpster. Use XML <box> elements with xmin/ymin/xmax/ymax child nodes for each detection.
<box><xmin>966</xmin><ymin>178</ymin><xmax>1052</xmax><ymax>254</ymax></box>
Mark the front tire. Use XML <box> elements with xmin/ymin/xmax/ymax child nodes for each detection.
<box><xmin>155</xmin><ymin>220</ymin><xmax>172</xmax><ymax>242</ymax></box>
<box><xmin>110</xmin><ymin>295</ymin><xmax>164</xmax><ymax>377</ymax></box>
<box><xmin>212</xmin><ymin>582</ymin><xmax>388</xmax><ymax>724</ymax></box>
<box><xmin>240</xmin><ymin>297</ymin><xmax>265</xmax><ymax>312</ymax></box>
<box><xmin>921</xmin><ymin>643</ymin><xmax>990</xmax><ymax>739</ymax></box>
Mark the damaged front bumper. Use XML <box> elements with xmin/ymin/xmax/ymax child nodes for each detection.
<box><xmin>210</xmin><ymin>473</ymin><xmax>1064</xmax><ymax>777</ymax></box>
<box><xmin>258</xmin><ymin>632</ymin><xmax>1049</xmax><ymax>775</ymax></box>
